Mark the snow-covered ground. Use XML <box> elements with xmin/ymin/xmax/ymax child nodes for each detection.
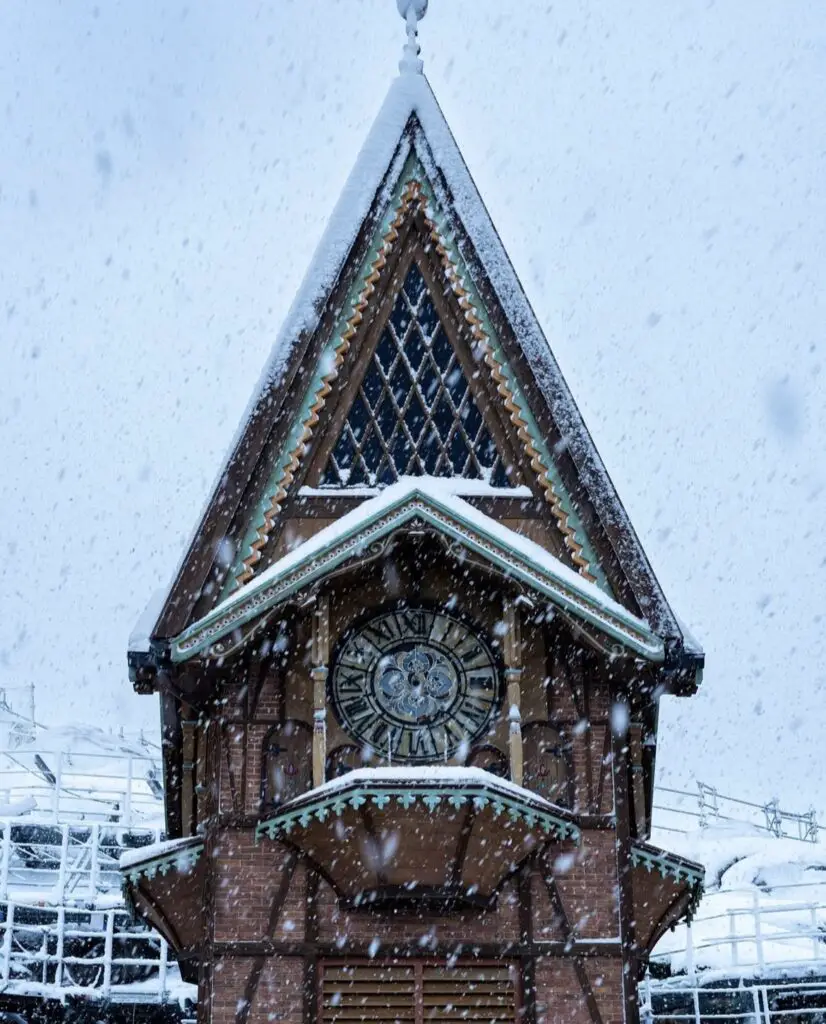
<box><xmin>651</xmin><ymin>823</ymin><xmax>826</xmax><ymax>981</ymax></box>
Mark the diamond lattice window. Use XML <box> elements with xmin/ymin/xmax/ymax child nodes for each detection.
<box><xmin>319</xmin><ymin>263</ymin><xmax>514</xmax><ymax>488</ymax></box>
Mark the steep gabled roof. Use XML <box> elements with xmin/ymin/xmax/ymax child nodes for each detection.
<box><xmin>141</xmin><ymin>67</ymin><xmax>701</xmax><ymax>666</ymax></box>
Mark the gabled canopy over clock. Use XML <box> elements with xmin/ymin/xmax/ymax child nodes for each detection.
<box><xmin>123</xmin><ymin>8</ymin><xmax>705</xmax><ymax>1024</ymax></box>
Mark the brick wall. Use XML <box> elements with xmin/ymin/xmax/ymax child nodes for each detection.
<box><xmin>554</xmin><ymin>831</ymin><xmax>620</xmax><ymax>936</ymax></box>
<box><xmin>535</xmin><ymin>957</ymin><xmax>624</xmax><ymax>1024</ymax></box>
<box><xmin>209</xmin><ymin>955</ymin><xmax>304</xmax><ymax>1024</ymax></box>
<box><xmin>212</xmin><ymin>829</ymin><xmax>305</xmax><ymax>943</ymax></box>
<box><xmin>202</xmin><ymin>826</ymin><xmax>627</xmax><ymax>1024</ymax></box>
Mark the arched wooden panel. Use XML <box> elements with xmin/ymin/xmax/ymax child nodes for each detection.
<box><xmin>522</xmin><ymin>723</ymin><xmax>572</xmax><ymax>807</ymax></box>
<box><xmin>261</xmin><ymin>720</ymin><xmax>313</xmax><ymax>808</ymax></box>
<box><xmin>468</xmin><ymin>744</ymin><xmax>509</xmax><ymax>779</ymax></box>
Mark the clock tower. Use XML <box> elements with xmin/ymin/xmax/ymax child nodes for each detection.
<box><xmin>124</xmin><ymin>7</ymin><xmax>705</xmax><ymax>1024</ymax></box>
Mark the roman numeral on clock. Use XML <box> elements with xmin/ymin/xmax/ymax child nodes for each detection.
<box><xmin>362</xmin><ymin>616</ymin><xmax>400</xmax><ymax>647</ymax></box>
<box><xmin>456</xmin><ymin>699</ymin><xmax>491</xmax><ymax>731</ymax></box>
<box><xmin>468</xmin><ymin>672</ymin><xmax>495</xmax><ymax>691</ymax></box>
<box><xmin>340</xmin><ymin>694</ymin><xmax>371</xmax><ymax>722</ymax></box>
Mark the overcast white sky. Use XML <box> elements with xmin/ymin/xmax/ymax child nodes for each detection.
<box><xmin>1</xmin><ymin>1</ymin><xmax>824</xmax><ymax>816</ymax></box>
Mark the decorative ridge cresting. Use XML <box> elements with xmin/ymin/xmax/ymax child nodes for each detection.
<box><xmin>121</xmin><ymin>840</ymin><xmax>204</xmax><ymax>885</ymax></box>
<box><xmin>235</xmin><ymin>178</ymin><xmax>594</xmax><ymax>590</ymax></box>
<box><xmin>256</xmin><ymin>779</ymin><xmax>580</xmax><ymax>844</ymax></box>
<box><xmin>630</xmin><ymin>840</ymin><xmax>705</xmax><ymax>886</ymax></box>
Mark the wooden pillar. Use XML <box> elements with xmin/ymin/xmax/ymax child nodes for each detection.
<box><xmin>311</xmin><ymin>596</ymin><xmax>330</xmax><ymax>788</ymax></box>
<box><xmin>629</xmin><ymin>723</ymin><xmax>647</xmax><ymax>836</ymax></box>
<box><xmin>612</xmin><ymin>690</ymin><xmax>641</xmax><ymax>1024</ymax></box>
<box><xmin>503</xmin><ymin>600</ymin><xmax>523</xmax><ymax>786</ymax></box>
<box><xmin>181</xmin><ymin>708</ymin><xmax>197</xmax><ymax>837</ymax></box>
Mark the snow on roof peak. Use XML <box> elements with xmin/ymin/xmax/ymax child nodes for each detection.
<box><xmin>170</xmin><ymin>477</ymin><xmax>664</xmax><ymax>664</ymax></box>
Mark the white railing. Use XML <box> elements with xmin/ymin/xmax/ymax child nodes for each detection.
<box><xmin>0</xmin><ymin>821</ymin><xmax>162</xmax><ymax>905</ymax></box>
<box><xmin>0</xmin><ymin>750</ymin><xmax>163</xmax><ymax>827</ymax></box>
<box><xmin>641</xmin><ymin>978</ymin><xmax>826</xmax><ymax>1024</ymax></box>
<box><xmin>653</xmin><ymin>783</ymin><xmax>821</xmax><ymax>844</ymax></box>
<box><xmin>0</xmin><ymin>901</ymin><xmax>191</xmax><ymax>1003</ymax></box>
<box><xmin>652</xmin><ymin>884</ymin><xmax>826</xmax><ymax>976</ymax></box>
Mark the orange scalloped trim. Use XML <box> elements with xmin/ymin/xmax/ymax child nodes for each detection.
<box><xmin>235</xmin><ymin>181</ymin><xmax>423</xmax><ymax>587</ymax></box>
<box><xmin>411</xmin><ymin>185</ymin><xmax>594</xmax><ymax>581</ymax></box>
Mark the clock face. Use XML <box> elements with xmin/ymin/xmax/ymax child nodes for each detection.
<box><xmin>330</xmin><ymin>607</ymin><xmax>500</xmax><ymax>763</ymax></box>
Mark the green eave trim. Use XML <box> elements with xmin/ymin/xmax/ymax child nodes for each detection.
<box><xmin>256</xmin><ymin>781</ymin><xmax>580</xmax><ymax>845</ymax></box>
<box><xmin>630</xmin><ymin>841</ymin><xmax>705</xmax><ymax>887</ymax></box>
<box><xmin>121</xmin><ymin>840</ymin><xmax>204</xmax><ymax>885</ymax></box>
<box><xmin>171</xmin><ymin>488</ymin><xmax>664</xmax><ymax>663</ymax></box>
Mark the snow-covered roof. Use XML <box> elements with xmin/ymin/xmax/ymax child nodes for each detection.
<box><xmin>257</xmin><ymin>763</ymin><xmax>581</xmax><ymax>847</ymax></box>
<box><xmin>129</xmin><ymin>588</ymin><xmax>168</xmax><ymax>655</ymax></box>
<box><xmin>170</xmin><ymin>477</ymin><xmax>665</xmax><ymax>663</ymax></box>
<box><xmin>304</xmin><ymin>764</ymin><xmax>565</xmax><ymax>809</ymax></box>
<box><xmin>147</xmin><ymin>60</ymin><xmax>694</xmax><ymax>650</ymax></box>
<box><xmin>120</xmin><ymin>835</ymin><xmax>203</xmax><ymax>873</ymax></box>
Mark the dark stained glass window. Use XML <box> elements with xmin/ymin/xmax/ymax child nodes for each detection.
<box><xmin>319</xmin><ymin>262</ymin><xmax>514</xmax><ymax>488</ymax></box>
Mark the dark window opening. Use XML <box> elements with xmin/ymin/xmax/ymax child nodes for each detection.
<box><xmin>320</xmin><ymin>263</ymin><xmax>515</xmax><ymax>489</ymax></box>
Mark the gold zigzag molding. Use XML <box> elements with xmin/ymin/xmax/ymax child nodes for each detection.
<box><xmin>235</xmin><ymin>180</ymin><xmax>593</xmax><ymax>588</ymax></box>
<box><xmin>413</xmin><ymin>185</ymin><xmax>594</xmax><ymax>582</ymax></box>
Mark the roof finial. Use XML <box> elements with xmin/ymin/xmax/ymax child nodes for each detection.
<box><xmin>397</xmin><ymin>0</ymin><xmax>428</xmax><ymax>75</ymax></box>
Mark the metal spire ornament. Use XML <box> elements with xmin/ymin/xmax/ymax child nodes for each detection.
<box><xmin>397</xmin><ymin>0</ymin><xmax>428</xmax><ymax>75</ymax></box>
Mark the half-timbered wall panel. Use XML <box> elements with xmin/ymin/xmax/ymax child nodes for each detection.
<box><xmin>552</xmin><ymin>832</ymin><xmax>620</xmax><ymax>937</ymax></box>
<box><xmin>210</xmin><ymin>956</ymin><xmax>304</xmax><ymax>1024</ymax></box>
<box><xmin>534</xmin><ymin>957</ymin><xmax>624</xmax><ymax>1024</ymax></box>
<box><xmin>249</xmin><ymin>957</ymin><xmax>305</xmax><ymax>1024</ymax></box>
<box><xmin>212</xmin><ymin>831</ymin><xmax>305</xmax><ymax>943</ymax></box>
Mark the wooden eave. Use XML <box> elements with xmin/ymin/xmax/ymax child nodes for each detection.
<box><xmin>417</xmin><ymin>153</ymin><xmax>669</xmax><ymax>633</ymax></box>
<box><xmin>630</xmin><ymin>839</ymin><xmax>705</xmax><ymax>954</ymax></box>
<box><xmin>121</xmin><ymin>836</ymin><xmax>206</xmax><ymax>959</ymax></box>
<box><xmin>165</xmin><ymin>485</ymin><xmax>668</xmax><ymax>666</ymax></box>
<box><xmin>256</xmin><ymin>770</ymin><xmax>580</xmax><ymax>905</ymax></box>
<box><xmin>150</xmin><ymin>131</ymin><xmax>417</xmax><ymax>641</ymax></box>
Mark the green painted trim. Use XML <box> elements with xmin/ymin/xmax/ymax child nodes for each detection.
<box><xmin>171</xmin><ymin>487</ymin><xmax>664</xmax><ymax>663</ymax></box>
<box><xmin>255</xmin><ymin>780</ymin><xmax>580</xmax><ymax>845</ymax></box>
<box><xmin>224</xmin><ymin>150</ymin><xmax>607</xmax><ymax>597</ymax></box>
<box><xmin>408</xmin><ymin>160</ymin><xmax>607</xmax><ymax>591</ymax></box>
<box><xmin>121</xmin><ymin>840</ymin><xmax>204</xmax><ymax>885</ymax></box>
<box><xmin>630</xmin><ymin>842</ymin><xmax>705</xmax><ymax>887</ymax></box>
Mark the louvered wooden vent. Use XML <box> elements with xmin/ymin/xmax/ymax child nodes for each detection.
<box><xmin>321</xmin><ymin>961</ymin><xmax>518</xmax><ymax>1024</ymax></box>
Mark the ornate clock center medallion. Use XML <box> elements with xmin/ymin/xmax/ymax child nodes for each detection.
<box><xmin>330</xmin><ymin>607</ymin><xmax>500</xmax><ymax>763</ymax></box>
<box><xmin>376</xmin><ymin>646</ymin><xmax>458</xmax><ymax>721</ymax></box>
